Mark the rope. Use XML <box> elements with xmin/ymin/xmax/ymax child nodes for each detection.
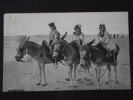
<box><xmin>87</xmin><ymin>61</ymin><xmax>129</xmax><ymax>79</ymax></box>
<box><xmin>88</xmin><ymin>65</ymin><xmax>108</xmax><ymax>79</ymax></box>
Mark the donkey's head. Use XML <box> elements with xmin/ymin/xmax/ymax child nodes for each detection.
<box><xmin>52</xmin><ymin>40</ymin><xmax>64</xmax><ymax>59</ymax></box>
<box><xmin>80</xmin><ymin>39</ymin><xmax>95</xmax><ymax>67</ymax></box>
<box><xmin>15</xmin><ymin>36</ymin><xmax>30</xmax><ymax>62</ymax></box>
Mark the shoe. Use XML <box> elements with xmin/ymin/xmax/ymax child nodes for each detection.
<box><xmin>54</xmin><ymin>64</ymin><xmax>58</xmax><ymax>69</ymax></box>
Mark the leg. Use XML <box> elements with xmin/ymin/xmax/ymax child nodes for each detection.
<box><xmin>65</xmin><ymin>71</ymin><xmax>70</xmax><ymax>81</ymax></box>
<box><xmin>100</xmin><ymin>42</ymin><xmax>110</xmax><ymax>57</ymax></box>
<box><xmin>106</xmin><ymin>64</ymin><xmax>111</xmax><ymax>84</ymax></box>
<box><xmin>96</xmin><ymin>67</ymin><xmax>101</xmax><ymax>90</ymax></box>
<box><xmin>114</xmin><ymin>64</ymin><xmax>118</xmax><ymax>83</ymax></box>
<box><xmin>36</xmin><ymin>63</ymin><xmax>41</xmax><ymax>85</ymax></box>
<box><xmin>54</xmin><ymin>59</ymin><xmax>58</xmax><ymax>69</ymax></box>
<box><xmin>73</xmin><ymin>63</ymin><xmax>77</xmax><ymax>87</ymax></box>
<box><xmin>41</xmin><ymin>63</ymin><xmax>47</xmax><ymax>86</ymax></box>
<box><xmin>84</xmin><ymin>68</ymin><xmax>87</xmax><ymax>79</ymax></box>
<box><xmin>68</xmin><ymin>65</ymin><xmax>73</xmax><ymax>87</ymax></box>
<box><xmin>85</xmin><ymin>65</ymin><xmax>90</xmax><ymax>81</ymax></box>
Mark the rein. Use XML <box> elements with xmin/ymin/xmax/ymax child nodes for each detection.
<box><xmin>88</xmin><ymin>65</ymin><xmax>108</xmax><ymax>79</ymax></box>
<box><xmin>81</xmin><ymin>57</ymin><xmax>108</xmax><ymax>79</ymax></box>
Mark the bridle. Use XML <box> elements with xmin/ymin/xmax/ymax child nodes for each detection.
<box><xmin>17</xmin><ymin>46</ymin><xmax>40</xmax><ymax>63</ymax></box>
<box><xmin>19</xmin><ymin>55</ymin><xmax>40</xmax><ymax>63</ymax></box>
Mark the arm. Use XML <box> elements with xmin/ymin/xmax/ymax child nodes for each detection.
<box><xmin>103</xmin><ymin>32</ymin><xmax>110</xmax><ymax>43</ymax></box>
<box><xmin>98</xmin><ymin>35</ymin><xmax>103</xmax><ymax>42</ymax></box>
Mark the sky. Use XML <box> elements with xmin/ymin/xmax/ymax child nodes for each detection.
<box><xmin>4</xmin><ymin>12</ymin><xmax>129</xmax><ymax>36</ymax></box>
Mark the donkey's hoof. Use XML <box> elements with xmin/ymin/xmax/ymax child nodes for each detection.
<box><xmin>41</xmin><ymin>83</ymin><xmax>47</xmax><ymax>86</ymax></box>
<box><xmin>87</xmin><ymin>79</ymin><xmax>90</xmax><ymax>81</ymax></box>
<box><xmin>116</xmin><ymin>81</ymin><xmax>119</xmax><ymax>84</ymax></box>
<box><xmin>65</xmin><ymin>78</ymin><xmax>70</xmax><ymax>81</ymax></box>
<box><xmin>105</xmin><ymin>81</ymin><xmax>109</xmax><ymax>84</ymax></box>
<box><xmin>36</xmin><ymin>82</ymin><xmax>41</xmax><ymax>85</ymax></box>
<box><xmin>84</xmin><ymin>77</ymin><xmax>87</xmax><ymax>80</ymax></box>
<box><xmin>73</xmin><ymin>85</ymin><xmax>78</xmax><ymax>87</ymax></box>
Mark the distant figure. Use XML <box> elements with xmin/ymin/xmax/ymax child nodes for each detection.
<box><xmin>117</xmin><ymin>34</ymin><xmax>119</xmax><ymax>37</ymax></box>
<box><xmin>96</xmin><ymin>24</ymin><xmax>116</xmax><ymax>58</ymax></box>
<box><xmin>122</xmin><ymin>35</ymin><xmax>124</xmax><ymax>38</ymax></box>
<box><xmin>113</xmin><ymin>34</ymin><xmax>116</xmax><ymax>38</ymax></box>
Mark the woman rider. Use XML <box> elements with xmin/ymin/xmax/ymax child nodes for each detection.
<box><xmin>97</xmin><ymin>24</ymin><xmax>116</xmax><ymax>59</ymax></box>
<box><xmin>72</xmin><ymin>24</ymin><xmax>84</xmax><ymax>59</ymax></box>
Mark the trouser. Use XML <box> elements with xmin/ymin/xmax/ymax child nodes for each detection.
<box><xmin>49</xmin><ymin>40</ymin><xmax>53</xmax><ymax>55</ymax></box>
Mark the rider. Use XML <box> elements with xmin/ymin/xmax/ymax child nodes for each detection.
<box><xmin>72</xmin><ymin>24</ymin><xmax>84</xmax><ymax>59</ymax></box>
<box><xmin>48</xmin><ymin>22</ymin><xmax>60</xmax><ymax>54</ymax></box>
<box><xmin>48</xmin><ymin>22</ymin><xmax>60</xmax><ymax>69</ymax></box>
<box><xmin>97</xmin><ymin>24</ymin><xmax>116</xmax><ymax>59</ymax></box>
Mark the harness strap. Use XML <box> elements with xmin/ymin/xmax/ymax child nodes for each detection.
<box><xmin>20</xmin><ymin>55</ymin><xmax>40</xmax><ymax>63</ymax></box>
<box><xmin>88</xmin><ymin>65</ymin><xmax>108</xmax><ymax>79</ymax></box>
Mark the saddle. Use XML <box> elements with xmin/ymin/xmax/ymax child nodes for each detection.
<box><xmin>94</xmin><ymin>42</ymin><xmax>116</xmax><ymax>61</ymax></box>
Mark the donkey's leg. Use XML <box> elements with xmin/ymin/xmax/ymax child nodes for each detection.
<box><xmin>85</xmin><ymin>64</ymin><xmax>91</xmax><ymax>81</ymax></box>
<box><xmin>41</xmin><ymin>63</ymin><xmax>47</xmax><ymax>86</ymax></box>
<box><xmin>96</xmin><ymin>67</ymin><xmax>101</xmax><ymax>90</ymax></box>
<box><xmin>36</xmin><ymin>63</ymin><xmax>41</xmax><ymax>85</ymax></box>
<box><xmin>65</xmin><ymin>71</ymin><xmax>70</xmax><ymax>81</ymax></box>
<box><xmin>84</xmin><ymin>68</ymin><xmax>87</xmax><ymax>79</ymax></box>
<box><xmin>105</xmin><ymin>64</ymin><xmax>111</xmax><ymax>84</ymax></box>
<box><xmin>68</xmin><ymin>65</ymin><xmax>73</xmax><ymax>87</ymax></box>
<box><xmin>114</xmin><ymin>64</ymin><xmax>119</xmax><ymax>83</ymax></box>
<box><xmin>73</xmin><ymin>63</ymin><xmax>77</xmax><ymax>87</ymax></box>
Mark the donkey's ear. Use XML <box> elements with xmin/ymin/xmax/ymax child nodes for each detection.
<box><xmin>25</xmin><ymin>36</ymin><xmax>30</xmax><ymax>41</ymax></box>
<box><xmin>87</xmin><ymin>39</ymin><xmax>95</xmax><ymax>46</ymax></box>
<box><xmin>61</xmin><ymin>32</ymin><xmax>67</xmax><ymax>40</ymax></box>
<box><xmin>22</xmin><ymin>36</ymin><xmax>30</xmax><ymax>44</ymax></box>
<box><xmin>20</xmin><ymin>36</ymin><xmax>26</xmax><ymax>45</ymax></box>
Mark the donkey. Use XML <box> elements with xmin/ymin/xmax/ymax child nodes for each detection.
<box><xmin>52</xmin><ymin>40</ymin><xmax>80</xmax><ymax>87</ymax></box>
<box><xmin>15</xmin><ymin>33</ymin><xmax>67</xmax><ymax>86</ymax></box>
<box><xmin>80</xmin><ymin>39</ymin><xmax>120</xmax><ymax>90</ymax></box>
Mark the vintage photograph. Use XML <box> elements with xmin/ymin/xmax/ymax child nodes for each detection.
<box><xmin>3</xmin><ymin>12</ymin><xmax>130</xmax><ymax>91</ymax></box>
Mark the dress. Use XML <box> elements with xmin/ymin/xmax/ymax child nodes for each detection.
<box><xmin>97</xmin><ymin>31</ymin><xmax>116</xmax><ymax>51</ymax></box>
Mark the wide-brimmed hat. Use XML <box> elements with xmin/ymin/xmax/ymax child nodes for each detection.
<box><xmin>74</xmin><ymin>24</ymin><xmax>82</xmax><ymax>30</ymax></box>
<box><xmin>48</xmin><ymin>22</ymin><xmax>55</xmax><ymax>26</ymax></box>
<box><xmin>99</xmin><ymin>23</ymin><xmax>106</xmax><ymax>29</ymax></box>
<box><xmin>48</xmin><ymin>22</ymin><xmax>56</xmax><ymax>29</ymax></box>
